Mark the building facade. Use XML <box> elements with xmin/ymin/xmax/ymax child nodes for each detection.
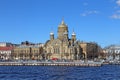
<box><xmin>0</xmin><ymin>47</ymin><xmax>13</xmax><ymax>60</ymax></box>
<box><xmin>44</xmin><ymin>20</ymin><xmax>101</xmax><ymax>60</ymax></box>
<box><xmin>0</xmin><ymin>42</ymin><xmax>12</xmax><ymax>47</ymax></box>
<box><xmin>44</xmin><ymin>20</ymin><xmax>83</xmax><ymax>60</ymax></box>
<box><xmin>10</xmin><ymin>20</ymin><xmax>100</xmax><ymax>61</ymax></box>
<box><xmin>0</xmin><ymin>42</ymin><xmax>13</xmax><ymax>60</ymax></box>
<box><xmin>12</xmin><ymin>41</ymin><xmax>44</xmax><ymax>60</ymax></box>
<box><xmin>104</xmin><ymin>45</ymin><xmax>120</xmax><ymax>61</ymax></box>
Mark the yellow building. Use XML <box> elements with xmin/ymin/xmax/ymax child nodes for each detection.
<box><xmin>44</xmin><ymin>20</ymin><xmax>82</xmax><ymax>60</ymax></box>
<box><xmin>44</xmin><ymin>19</ymin><xmax>100</xmax><ymax>60</ymax></box>
<box><xmin>12</xmin><ymin>20</ymin><xmax>100</xmax><ymax>61</ymax></box>
<box><xmin>12</xmin><ymin>42</ymin><xmax>44</xmax><ymax>60</ymax></box>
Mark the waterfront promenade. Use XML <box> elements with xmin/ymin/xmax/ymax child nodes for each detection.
<box><xmin>0</xmin><ymin>61</ymin><xmax>102</xmax><ymax>67</ymax></box>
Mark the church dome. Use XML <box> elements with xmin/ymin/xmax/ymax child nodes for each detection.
<box><xmin>50</xmin><ymin>32</ymin><xmax>54</xmax><ymax>35</ymax></box>
<box><xmin>58</xmin><ymin>19</ymin><xmax>68</xmax><ymax>28</ymax></box>
<box><xmin>72</xmin><ymin>31</ymin><xmax>76</xmax><ymax>35</ymax></box>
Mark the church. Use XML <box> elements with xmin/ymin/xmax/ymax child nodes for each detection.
<box><xmin>44</xmin><ymin>19</ymin><xmax>83</xmax><ymax>60</ymax></box>
<box><xmin>11</xmin><ymin>19</ymin><xmax>100</xmax><ymax>61</ymax></box>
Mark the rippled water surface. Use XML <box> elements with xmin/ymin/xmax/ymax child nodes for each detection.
<box><xmin>0</xmin><ymin>65</ymin><xmax>120</xmax><ymax>80</ymax></box>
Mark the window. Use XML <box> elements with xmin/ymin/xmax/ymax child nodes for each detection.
<box><xmin>54</xmin><ymin>47</ymin><xmax>59</xmax><ymax>54</ymax></box>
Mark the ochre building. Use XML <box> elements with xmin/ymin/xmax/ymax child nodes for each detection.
<box><xmin>11</xmin><ymin>20</ymin><xmax>100</xmax><ymax>60</ymax></box>
<box><xmin>12</xmin><ymin>42</ymin><xmax>44</xmax><ymax>60</ymax></box>
<box><xmin>44</xmin><ymin>20</ymin><xmax>83</xmax><ymax>60</ymax></box>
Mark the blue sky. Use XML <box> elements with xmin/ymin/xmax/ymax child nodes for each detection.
<box><xmin>0</xmin><ymin>0</ymin><xmax>120</xmax><ymax>47</ymax></box>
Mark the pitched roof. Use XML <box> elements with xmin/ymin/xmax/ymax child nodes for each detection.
<box><xmin>0</xmin><ymin>47</ymin><xmax>13</xmax><ymax>51</ymax></box>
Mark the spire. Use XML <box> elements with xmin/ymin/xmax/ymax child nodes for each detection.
<box><xmin>71</xmin><ymin>29</ymin><xmax>76</xmax><ymax>42</ymax></box>
<box><xmin>72</xmin><ymin>29</ymin><xmax>76</xmax><ymax>35</ymax></box>
<box><xmin>50</xmin><ymin>27</ymin><xmax>54</xmax><ymax>40</ymax></box>
<box><xmin>50</xmin><ymin>27</ymin><xmax>54</xmax><ymax>35</ymax></box>
<box><xmin>61</xmin><ymin>17</ymin><xmax>65</xmax><ymax>24</ymax></box>
<box><xmin>59</xmin><ymin>17</ymin><xmax>67</xmax><ymax>27</ymax></box>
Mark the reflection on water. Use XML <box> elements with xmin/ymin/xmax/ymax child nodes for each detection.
<box><xmin>0</xmin><ymin>65</ymin><xmax>120</xmax><ymax>80</ymax></box>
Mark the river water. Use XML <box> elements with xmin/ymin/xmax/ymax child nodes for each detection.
<box><xmin>0</xmin><ymin>65</ymin><xmax>120</xmax><ymax>80</ymax></box>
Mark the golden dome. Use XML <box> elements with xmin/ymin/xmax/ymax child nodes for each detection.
<box><xmin>58</xmin><ymin>19</ymin><xmax>68</xmax><ymax>27</ymax></box>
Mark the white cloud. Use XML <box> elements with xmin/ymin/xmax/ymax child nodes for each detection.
<box><xmin>110</xmin><ymin>0</ymin><xmax>120</xmax><ymax>19</ymax></box>
<box><xmin>110</xmin><ymin>14</ymin><xmax>120</xmax><ymax>19</ymax></box>
<box><xmin>80</xmin><ymin>10</ymin><xmax>99</xmax><ymax>16</ymax></box>
<box><xmin>110</xmin><ymin>10</ymin><xmax>120</xmax><ymax>19</ymax></box>
<box><xmin>116</xmin><ymin>0</ymin><xmax>120</xmax><ymax>6</ymax></box>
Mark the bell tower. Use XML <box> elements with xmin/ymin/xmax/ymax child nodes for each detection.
<box><xmin>50</xmin><ymin>32</ymin><xmax>54</xmax><ymax>41</ymax></box>
<box><xmin>71</xmin><ymin>31</ymin><xmax>76</xmax><ymax>42</ymax></box>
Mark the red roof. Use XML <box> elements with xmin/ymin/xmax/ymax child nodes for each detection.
<box><xmin>0</xmin><ymin>47</ymin><xmax>13</xmax><ymax>51</ymax></box>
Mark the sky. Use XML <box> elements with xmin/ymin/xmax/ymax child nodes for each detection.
<box><xmin>0</xmin><ymin>0</ymin><xmax>120</xmax><ymax>48</ymax></box>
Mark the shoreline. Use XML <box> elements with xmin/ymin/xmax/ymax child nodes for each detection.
<box><xmin>0</xmin><ymin>62</ymin><xmax>102</xmax><ymax>67</ymax></box>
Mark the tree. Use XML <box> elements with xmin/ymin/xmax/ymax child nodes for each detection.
<box><xmin>99</xmin><ymin>52</ymin><xmax>106</xmax><ymax>59</ymax></box>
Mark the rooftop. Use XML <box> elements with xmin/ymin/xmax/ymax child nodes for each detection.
<box><xmin>0</xmin><ymin>47</ymin><xmax>13</xmax><ymax>51</ymax></box>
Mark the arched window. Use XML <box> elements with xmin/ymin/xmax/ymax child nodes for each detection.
<box><xmin>53</xmin><ymin>47</ymin><xmax>60</xmax><ymax>54</ymax></box>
